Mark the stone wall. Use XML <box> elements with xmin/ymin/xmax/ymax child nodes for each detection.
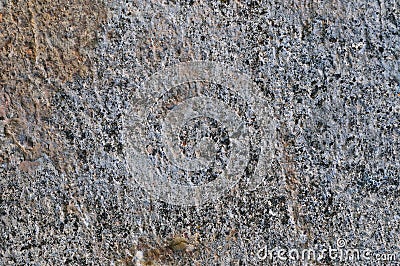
<box><xmin>1</xmin><ymin>0</ymin><xmax>399</xmax><ymax>265</ymax></box>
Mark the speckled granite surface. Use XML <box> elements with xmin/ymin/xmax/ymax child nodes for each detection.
<box><xmin>1</xmin><ymin>0</ymin><xmax>399</xmax><ymax>265</ymax></box>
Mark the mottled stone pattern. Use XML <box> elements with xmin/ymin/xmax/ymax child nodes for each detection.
<box><xmin>1</xmin><ymin>0</ymin><xmax>399</xmax><ymax>265</ymax></box>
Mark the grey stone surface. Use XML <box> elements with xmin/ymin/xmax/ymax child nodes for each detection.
<box><xmin>1</xmin><ymin>0</ymin><xmax>399</xmax><ymax>265</ymax></box>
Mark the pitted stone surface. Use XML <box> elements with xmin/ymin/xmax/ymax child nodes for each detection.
<box><xmin>1</xmin><ymin>0</ymin><xmax>399</xmax><ymax>265</ymax></box>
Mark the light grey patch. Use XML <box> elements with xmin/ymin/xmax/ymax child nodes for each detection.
<box><xmin>123</xmin><ymin>61</ymin><xmax>277</xmax><ymax>206</ymax></box>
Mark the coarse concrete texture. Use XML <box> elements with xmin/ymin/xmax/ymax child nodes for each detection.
<box><xmin>1</xmin><ymin>0</ymin><xmax>399</xmax><ymax>265</ymax></box>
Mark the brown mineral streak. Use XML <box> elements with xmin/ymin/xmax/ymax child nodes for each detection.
<box><xmin>0</xmin><ymin>0</ymin><xmax>107</xmax><ymax>171</ymax></box>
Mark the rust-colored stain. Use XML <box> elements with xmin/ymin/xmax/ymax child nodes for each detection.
<box><xmin>0</xmin><ymin>0</ymin><xmax>107</xmax><ymax>171</ymax></box>
<box><xmin>18</xmin><ymin>160</ymin><xmax>41</xmax><ymax>173</ymax></box>
<box><xmin>117</xmin><ymin>234</ymin><xmax>201</xmax><ymax>266</ymax></box>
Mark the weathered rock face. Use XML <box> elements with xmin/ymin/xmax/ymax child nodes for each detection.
<box><xmin>1</xmin><ymin>0</ymin><xmax>399</xmax><ymax>265</ymax></box>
